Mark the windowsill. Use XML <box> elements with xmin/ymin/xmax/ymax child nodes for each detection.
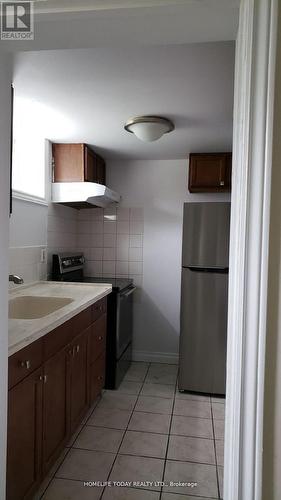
<box><xmin>12</xmin><ymin>190</ymin><xmax>48</xmax><ymax>207</ymax></box>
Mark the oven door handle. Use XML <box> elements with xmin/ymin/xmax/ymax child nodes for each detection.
<box><xmin>120</xmin><ymin>286</ymin><xmax>137</xmax><ymax>298</ymax></box>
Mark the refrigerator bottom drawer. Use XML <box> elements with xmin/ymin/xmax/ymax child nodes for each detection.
<box><xmin>179</xmin><ymin>268</ymin><xmax>228</xmax><ymax>395</ymax></box>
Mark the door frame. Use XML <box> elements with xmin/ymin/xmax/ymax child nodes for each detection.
<box><xmin>0</xmin><ymin>53</ymin><xmax>12</xmax><ymax>500</ymax></box>
<box><xmin>0</xmin><ymin>1</ymin><xmax>279</xmax><ymax>498</ymax></box>
<box><xmin>225</xmin><ymin>1</ymin><xmax>278</xmax><ymax>499</ymax></box>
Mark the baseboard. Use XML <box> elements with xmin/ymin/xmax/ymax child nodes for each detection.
<box><xmin>132</xmin><ymin>350</ymin><xmax>179</xmax><ymax>365</ymax></box>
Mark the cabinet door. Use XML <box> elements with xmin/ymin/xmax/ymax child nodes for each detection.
<box><xmin>84</xmin><ymin>146</ymin><xmax>97</xmax><ymax>182</ymax></box>
<box><xmin>42</xmin><ymin>348</ymin><xmax>70</xmax><ymax>474</ymax></box>
<box><xmin>90</xmin><ymin>352</ymin><xmax>106</xmax><ymax>405</ymax></box>
<box><xmin>52</xmin><ymin>143</ymin><xmax>84</xmax><ymax>182</ymax></box>
<box><xmin>92</xmin><ymin>297</ymin><xmax>107</xmax><ymax>323</ymax></box>
<box><xmin>7</xmin><ymin>368</ymin><xmax>43</xmax><ymax>500</ymax></box>
<box><xmin>8</xmin><ymin>338</ymin><xmax>43</xmax><ymax>390</ymax></box>
<box><xmin>70</xmin><ymin>330</ymin><xmax>89</xmax><ymax>433</ymax></box>
<box><xmin>96</xmin><ymin>155</ymin><xmax>106</xmax><ymax>185</ymax></box>
<box><xmin>89</xmin><ymin>314</ymin><xmax>107</xmax><ymax>364</ymax></box>
<box><xmin>189</xmin><ymin>153</ymin><xmax>232</xmax><ymax>192</ymax></box>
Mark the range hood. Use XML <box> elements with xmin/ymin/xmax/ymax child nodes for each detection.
<box><xmin>52</xmin><ymin>182</ymin><xmax>121</xmax><ymax>209</ymax></box>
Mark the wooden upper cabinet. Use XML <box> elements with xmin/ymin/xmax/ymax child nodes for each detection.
<box><xmin>53</xmin><ymin>143</ymin><xmax>84</xmax><ymax>182</ymax></box>
<box><xmin>84</xmin><ymin>145</ymin><xmax>97</xmax><ymax>182</ymax></box>
<box><xmin>53</xmin><ymin>143</ymin><xmax>106</xmax><ymax>185</ymax></box>
<box><xmin>96</xmin><ymin>154</ymin><xmax>106</xmax><ymax>185</ymax></box>
<box><xmin>188</xmin><ymin>153</ymin><xmax>232</xmax><ymax>193</ymax></box>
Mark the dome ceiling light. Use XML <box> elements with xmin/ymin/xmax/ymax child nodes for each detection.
<box><xmin>124</xmin><ymin>115</ymin><xmax>174</xmax><ymax>142</ymax></box>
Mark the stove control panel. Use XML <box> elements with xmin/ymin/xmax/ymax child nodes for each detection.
<box><xmin>52</xmin><ymin>253</ymin><xmax>85</xmax><ymax>275</ymax></box>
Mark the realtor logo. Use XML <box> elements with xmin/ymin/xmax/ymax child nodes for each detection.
<box><xmin>1</xmin><ymin>1</ymin><xmax>34</xmax><ymax>40</ymax></box>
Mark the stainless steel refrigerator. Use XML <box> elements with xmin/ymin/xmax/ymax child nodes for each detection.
<box><xmin>179</xmin><ymin>202</ymin><xmax>230</xmax><ymax>395</ymax></box>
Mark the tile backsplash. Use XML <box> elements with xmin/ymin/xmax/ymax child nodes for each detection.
<box><xmin>9</xmin><ymin>246</ymin><xmax>47</xmax><ymax>285</ymax></box>
<box><xmin>77</xmin><ymin>207</ymin><xmax>144</xmax><ymax>286</ymax></box>
<box><xmin>46</xmin><ymin>205</ymin><xmax>144</xmax><ymax>287</ymax></box>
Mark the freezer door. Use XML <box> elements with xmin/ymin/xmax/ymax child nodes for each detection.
<box><xmin>182</xmin><ymin>202</ymin><xmax>230</xmax><ymax>268</ymax></box>
<box><xmin>179</xmin><ymin>267</ymin><xmax>228</xmax><ymax>394</ymax></box>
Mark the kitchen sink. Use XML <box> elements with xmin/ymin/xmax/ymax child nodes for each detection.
<box><xmin>9</xmin><ymin>295</ymin><xmax>74</xmax><ymax>319</ymax></box>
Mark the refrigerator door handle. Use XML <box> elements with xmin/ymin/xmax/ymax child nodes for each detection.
<box><xmin>184</xmin><ymin>266</ymin><xmax>229</xmax><ymax>274</ymax></box>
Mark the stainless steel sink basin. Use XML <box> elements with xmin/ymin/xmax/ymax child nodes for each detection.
<box><xmin>9</xmin><ymin>295</ymin><xmax>74</xmax><ymax>319</ymax></box>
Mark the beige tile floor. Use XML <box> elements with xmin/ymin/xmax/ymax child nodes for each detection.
<box><xmin>34</xmin><ymin>362</ymin><xmax>225</xmax><ymax>500</ymax></box>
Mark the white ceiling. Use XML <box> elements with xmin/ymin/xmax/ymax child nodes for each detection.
<box><xmin>13</xmin><ymin>42</ymin><xmax>235</xmax><ymax>160</ymax></box>
<box><xmin>1</xmin><ymin>1</ymin><xmax>239</xmax><ymax>52</ymax></box>
<box><xmin>32</xmin><ymin>0</ymin><xmax>238</xmax><ymax>14</ymax></box>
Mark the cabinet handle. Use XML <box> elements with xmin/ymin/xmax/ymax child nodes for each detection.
<box><xmin>220</xmin><ymin>180</ymin><xmax>225</xmax><ymax>186</ymax></box>
<box><xmin>98</xmin><ymin>336</ymin><xmax>103</xmax><ymax>341</ymax></box>
<box><xmin>97</xmin><ymin>375</ymin><xmax>103</xmax><ymax>381</ymax></box>
<box><xmin>76</xmin><ymin>345</ymin><xmax>80</xmax><ymax>353</ymax></box>
<box><xmin>43</xmin><ymin>375</ymin><xmax>47</xmax><ymax>383</ymax></box>
<box><xmin>21</xmin><ymin>360</ymin><xmax>31</xmax><ymax>369</ymax></box>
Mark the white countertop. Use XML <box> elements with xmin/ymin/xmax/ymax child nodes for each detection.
<box><xmin>8</xmin><ymin>281</ymin><xmax>112</xmax><ymax>356</ymax></box>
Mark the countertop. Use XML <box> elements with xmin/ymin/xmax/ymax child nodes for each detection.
<box><xmin>8</xmin><ymin>281</ymin><xmax>112</xmax><ymax>357</ymax></box>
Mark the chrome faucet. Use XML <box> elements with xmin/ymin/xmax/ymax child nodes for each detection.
<box><xmin>9</xmin><ymin>274</ymin><xmax>24</xmax><ymax>284</ymax></box>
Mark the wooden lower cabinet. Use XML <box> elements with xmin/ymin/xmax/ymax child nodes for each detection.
<box><xmin>7</xmin><ymin>368</ymin><xmax>43</xmax><ymax>500</ymax></box>
<box><xmin>90</xmin><ymin>314</ymin><xmax>107</xmax><ymax>362</ymax></box>
<box><xmin>7</xmin><ymin>298</ymin><xmax>107</xmax><ymax>500</ymax></box>
<box><xmin>90</xmin><ymin>352</ymin><xmax>106</xmax><ymax>404</ymax></box>
<box><xmin>42</xmin><ymin>347</ymin><xmax>70</xmax><ymax>474</ymax></box>
<box><xmin>88</xmin><ymin>313</ymin><xmax>107</xmax><ymax>405</ymax></box>
<box><xmin>69</xmin><ymin>330</ymin><xmax>88</xmax><ymax>433</ymax></box>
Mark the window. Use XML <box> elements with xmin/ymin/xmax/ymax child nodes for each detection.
<box><xmin>12</xmin><ymin>96</ymin><xmax>48</xmax><ymax>203</ymax></box>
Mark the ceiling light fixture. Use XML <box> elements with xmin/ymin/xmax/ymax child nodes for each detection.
<box><xmin>124</xmin><ymin>115</ymin><xmax>174</xmax><ymax>142</ymax></box>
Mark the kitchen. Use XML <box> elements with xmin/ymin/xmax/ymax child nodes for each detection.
<box><xmin>6</xmin><ymin>3</ymin><xmax>237</xmax><ymax>500</ymax></box>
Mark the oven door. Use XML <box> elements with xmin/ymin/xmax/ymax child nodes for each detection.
<box><xmin>116</xmin><ymin>286</ymin><xmax>136</xmax><ymax>359</ymax></box>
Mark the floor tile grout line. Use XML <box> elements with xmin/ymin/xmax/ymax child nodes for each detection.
<box><xmin>162</xmin><ymin>432</ymin><xmax>218</xmax><ymax>441</ymax></box>
<box><xmin>78</xmin><ymin>423</ymin><xmax>217</xmax><ymax>440</ymax></box>
<box><xmin>173</xmin><ymin>414</ymin><xmax>224</xmax><ymax>421</ymax></box>
<box><xmin>162</xmin><ymin>493</ymin><xmax>218</xmax><ymax>499</ymax></box>
<box><xmin>159</xmin><ymin>370</ymin><xmax>178</xmax><ymax>500</ymax></box>
<box><xmin>211</xmin><ymin>399</ymin><xmax>221</xmax><ymax>499</ymax></box>
<box><xmin>161</xmin><ymin>492</ymin><xmax>218</xmax><ymax>500</ymax></box>
<box><xmin>99</xmin><ymin>362</ymin><xmax>152</xmax><ymax>499</ymax></box>
<box><xmin>84</xmin><ymin>422</ymin><xmax>170</xmax><ymax>435</ymax></box>
<box><xmin>117</xmin><ymin>408</ymin><xmax>175</xmax><ymax>416</ymax></box>
<box><xmin>67</xmin><ymin>446</ymin><xmax>218</xmax><ymax>467</ymax></box>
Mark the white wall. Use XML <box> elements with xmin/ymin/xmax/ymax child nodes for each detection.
<box><xmin>263</xmin><ymin>7</ymin><xmax>281</xmax><ymax>499</ymax></box>
<box><xmin>8</xmin><ymin>200</ymin><xmax>79</xmax><ymax>282</ymax></box>
<box><xmin>0</xmin><ymin>52</ymin><xmax>12</xmax><ymax>500</ymax></box>
<box><xmin>107</xmin><ymin>159</ymin><xmax>231</xmax><ymax>362</ymax></box>
<box><xmin>9</xmin><ymin>198</ymin><xmax>47</xmax><ymax>247</ymax></box>
<box><xmin>9</xmin><ymin>199</ymin><xmax>48</xmax><ymax>284</ymax></box>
